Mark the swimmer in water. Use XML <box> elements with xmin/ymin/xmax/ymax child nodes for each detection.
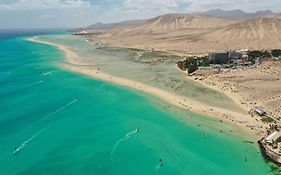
<box><xmin>159</xmin><ymin>159</ymin><xmax>163</xmax><ymax>167</ymax></box>
<box><xmin>13</xmin><ymin>147</ymin><xmax>17</xmax><ymax>155</ymax></box>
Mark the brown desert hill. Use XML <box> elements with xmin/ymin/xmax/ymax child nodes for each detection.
<box><xmin>200</xmin><ymin>9</ymin><xmax>275</xmax><ymax>20</ymax></box>
<box><xmin>198</xmin><ymin>17</ymin><xmax>281</xmax><ymax>51</ymax></box>
<box><xmin>85</xmin><ymin>13</ymin><xmax>281</xmax><ymax>55</ymax></box>
<box><xmin>91</xmin><ymin>14</ymin><xmax>236</xmax><ymax>37</ymax></box>
<box><xmin>126</xmin><ymin>14</ymin><xmax>236</xmax><ymax>33</ymax></box>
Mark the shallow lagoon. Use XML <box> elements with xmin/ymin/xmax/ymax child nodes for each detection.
<box><xmin>39</xmin><ymin>34</ymin><xmax>243</xmax><ymax>113</ymax></box>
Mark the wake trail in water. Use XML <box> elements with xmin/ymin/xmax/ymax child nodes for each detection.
<box><xmin>155</xmin><ymin>164</ymin><xmax>161</xmax><ymax>175</ymax></box>
<box><xmin>32</xmin><ymin>80</ymin><xmax>44</xmax><ymax>85</ymax></box>
<box><xmin>43</xmin><ymin>71</ymin><xmax>54</xmax><ymax>76</ymax></box>
<box><xmin>13</xmin><ymin>126</ymin><xmax>49</xmax><ymax>155</ymax></box>
<box><xmin>28</xmin><ymin>98</ymin><xmax>79</xmax><ymax>130</ymax></box>
<box><xmin>155</xmin><ymin>159</ymin><xmax>163</xmax><ymax>175</ymax></box>
<box><xmin>12</xmin><ymin>98</ymin><xmax>79</xmax><ymax>143</ymax></box>
<box><xmin>19</xmin><ymin>79</ymin><xmax>44</xmax><ymax>89</ymax></box>
<box><xmin>110</xmin><ymin>128</ymin><xmax>138</xmax><ymax>156</ymax></box>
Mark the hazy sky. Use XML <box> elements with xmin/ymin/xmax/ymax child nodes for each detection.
<box><xmin>0</xmin><ymin>0</ymin><xmax>280</xmax><ymax>29</ymax></box>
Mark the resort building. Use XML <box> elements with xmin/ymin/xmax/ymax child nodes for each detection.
<box><xmin>208</xmin><ymin>52</ymin><xmax>230</xmax><ymax>64</ymax></box>
<box><xmin>208</xmin><ymin>50</ymin><xmax>250</xmax><ymax>65</ymax></box>
<box><xmin>229</xmin><ymin>51</ymin><xmax>243</xmax><ymax>65</ymax></box>
<box><xmin>73</xmin><ymin>31</ymin><xmax>88</xmax><ymax>35</ymax></box>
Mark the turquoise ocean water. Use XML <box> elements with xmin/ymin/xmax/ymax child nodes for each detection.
<box><xmin>0</xmin><ymin>32</ymin><xmax>276</xmax><ymax>174</ymax></box>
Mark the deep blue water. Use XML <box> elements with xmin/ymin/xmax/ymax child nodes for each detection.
<box><xmin>0</xmin><ymin>29</ymin><xmax>66</xmax><ymax>40</ymax></box>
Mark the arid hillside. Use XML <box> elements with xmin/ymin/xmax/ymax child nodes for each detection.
<box><xmin>85</xmin><ymin>13</ymin><xmax>281</xmax><ymax>55</ymax></box>
<box><xmin>197</xmin><ymin>17</ymin><xmax>281</xmax><ymax>52</ymax></box>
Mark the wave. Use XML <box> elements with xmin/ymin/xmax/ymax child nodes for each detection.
<box><xmin>0</xmin><ymin>71</ymin><xmax>12</xmax><ymax>75</ymax></box>
<box><xmin>0</xmin><ymin>80</ymin><xmax>44</xmax><ymax>97</ymax></box>
<box><xmin>13</xmin><ymin>126</ymin><xmax>49</xmax><ymax>155</ymax></box>
<box><xmin>110</xmin><ymin>128</ymin><xmax>138</xmax><ymax>156</ymax></box>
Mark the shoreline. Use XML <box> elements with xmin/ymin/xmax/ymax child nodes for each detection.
<box><xmin>184</xmin><ymin>66</ymin><xmax>281</xmax><ymax>119</ymax></box>
<box><xmin>181</xmin><ymin>68</ymin><xmax>249</xmax><ymax>112</ymax></box>
<box><xmin>27</xmin><ymin>37</ymin><xmax>266</xmax><ymax>140</ymax></box>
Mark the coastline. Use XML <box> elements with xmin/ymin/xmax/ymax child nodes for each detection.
<box><xmin>1</xmin><ymin>34</ymin><xmax>275</xmax><ymax>175</ymax></box>
<box><xmin>27</xmin><ymin>37</ymin><xmax>266</xmax><ymax>139</ymax></box>
<box><xmin>181</xmin><ymin>68</ymin><xmax>249</xmax><ymax>112</ymax></box>
<box><xmin>184</xmin><ymin>65</ymin><xmax>281</xmax><ymax>119</ymax></box>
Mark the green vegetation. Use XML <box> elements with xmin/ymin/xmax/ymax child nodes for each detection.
<box><xmin>247</xmin><ymin>50</ymin><xmax>271</xmax><ymax>63</ymax></box>
<box><xmin>196</xmin><ymin>56</ymin><xmax>210</xmax><ymax>67</ymax></box>
<box><xmin>177</xmin><ymin>57</ymin><xmax>199</xmax><ymax>74</ymax></box>
<box><xmin>271</xmin><ymin>49</ymin><xmax>281</xmax><ymax>57</ymax></box>
<box><xmin>270</xmin><ymin>164</ymin><xmax>281</xmax><ymax>175</ymax></box>
<box><xmin>247</xmin><ymin>49</ymin><xmax>281</xmax><ymax>63</ymax></box>
<box><xmin>248</xmin><ymin>50</ymin><xmax>270</xmax><ymax>59</ymax></box>
<box><xmin>261</xmin><ymin>116</ymin><xmax>274</xmax><ymax>123</ymax></box>
<box><xmin>139</xmin><ymin>50</ymin><xmax>183</xmax><ymax>61</ymax></box>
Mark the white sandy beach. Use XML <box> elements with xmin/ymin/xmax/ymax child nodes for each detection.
<box><xmin>27</xmin><ymin>37</ymin><xmax>267</xmax><ymax>138</ymax></box>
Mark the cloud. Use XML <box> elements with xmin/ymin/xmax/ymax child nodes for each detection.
<box><xmin>0</xmin><ymin>0</ymin><xmax>280</xmax><ymax>29</ymax></box>
<box><xmin>123</xmin><ymin>0</ymin><xmax>178</xmax><ymax>11</ymax></box>
<box><xmin>0</xmin><ymin>0</ymin><xmax>92</xmax><ymax>11</ymax></box>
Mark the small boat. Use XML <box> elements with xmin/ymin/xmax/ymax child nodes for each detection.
<box><xmin>136</xmin><ymin>128</ymin><xmax>139</xmax><ymax>133</ymax></box>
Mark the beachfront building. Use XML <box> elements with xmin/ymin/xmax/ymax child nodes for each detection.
<box><xmin>73</xmin><ymin>31</ymin><xmax>88</xmax><ymax>35</ymax></box>
<box><xmin>265</xmin><ymin>131</ymin><xmax>281</xmax><ymax>144</ymax></box>
<box><xmin>253</xmin><ymin>107</ymin><xmax>267</xmax><ymax>116</ymax></box>
<box><xmin>208</xmin><ymin>50</ymin><xmax>250</xmax><ymax>65</ymax></box>
<box><xmin>208</xmin><ymin>52</ymin><xmax>230</xmax><ymax>64</ymax></box>
<box><xmin>229</xmin><ymin>51</ymin><xmax>243</xmax><ymax>65</ymax></box>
